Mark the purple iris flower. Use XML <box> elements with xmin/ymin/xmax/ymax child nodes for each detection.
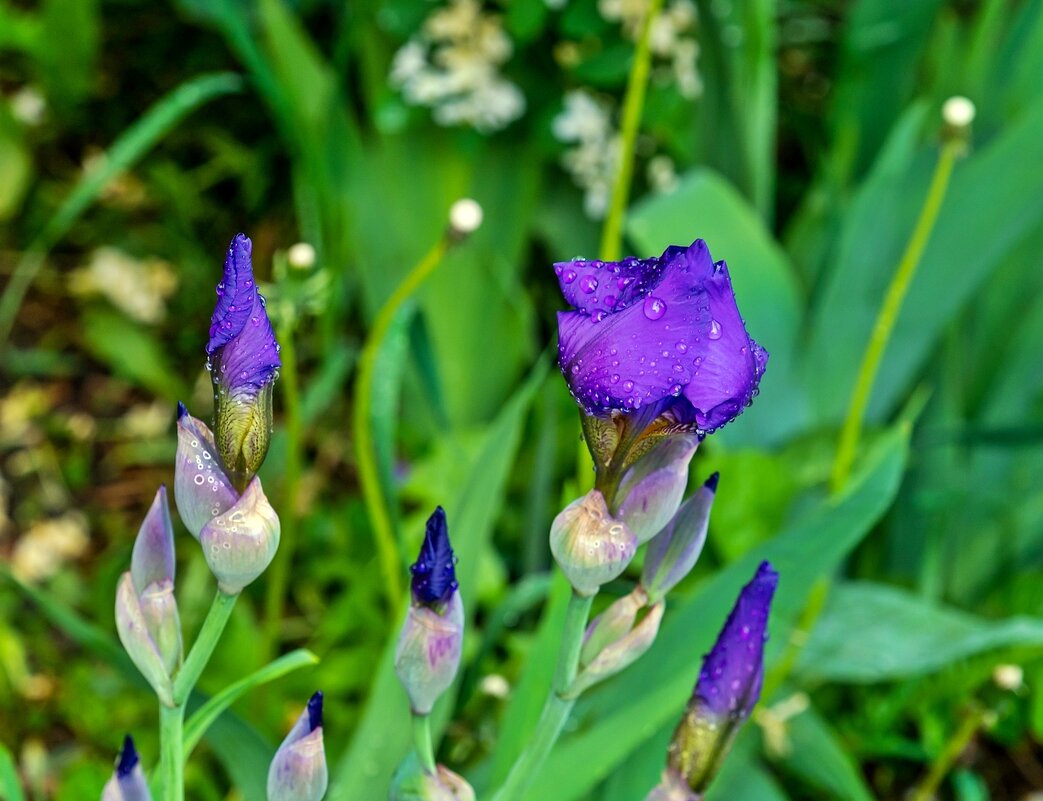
<box><xmin>410</xmin><ymin>506</ymin><xmax>458</xmax><ymax>608</ymax></box>
<box><xmin>267</xmin><ymin>691</ymin><xmax>328</xmax><ymax>801</ymax></box>
<box><xmin>206</xmin><ymin>234</ymin><xmax>280</xmax><ymax>484</ymax></box>
<box><xmin>555</xmin><ymin>240</ymin><xmax>768</xmax><ymax>434</ymax></box>
<box><xmin>665</xmin><ymin>561</ymin><xmax>778</xmax><ymax>794</ymax></box>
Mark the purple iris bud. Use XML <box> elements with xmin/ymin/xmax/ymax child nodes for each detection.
<box><xmin>410</xmin><ymin>506</ymin><xmax>458</xmax><ymax>608</ymax></box>
<box><xmin>101</xmin><ymin>735</ymin><xmax>152</xmax><ymax>801</ymax></box>
<box><xmin>174</xmin><ymin>403</ymin><xmax>239</xmax><ymax>540</ymax></box>
<box><xmin>641</xmin><ymin>472</ymin><xmax>717</xmax><ymax>603</ymax></box>
<box><xmin>616</xmin><ymin>435</ymin><xmax>700</xmax><ymax>543</ymax></box>
<box><xmin>396</xmin><ymin>508</ymin><xmax>464</xmax><ymax>715</ymax></box>
<box><xmin>267</xmin><ymin>691</ymin><xmax>328</xmax><ymax>801</ymax></box>
<box><xmin>665</xmin><ymin>561</ymin><xmax>779</xmax><ymax>793</ymax></box>
<box><xmin>554</xmin><ymin>240</ymin><xmax>768</xmax><ymax>434</ymax></box>
<box><xmin>115</xmin><ymin>487</ymin><xmax>182</xmax><ymax>706</ymax></box>
<box><xmin>207</xmin><ymin>233</ymin><xmax>281</xmax><ymax>487</ymax></box>
<box><xmin>390</xmin><ymin>761</ymin><xmax>476</xmax><ymax>801</ymax></box>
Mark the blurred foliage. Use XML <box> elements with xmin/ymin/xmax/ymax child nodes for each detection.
<box><xmin>2</xmin><ymin>0</ymin><xmax>1043</xmax><ymax>799</ymax></box>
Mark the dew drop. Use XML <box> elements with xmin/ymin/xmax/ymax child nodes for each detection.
<box><xmin>610</xmin><ymin>374</ymin><xmax>620</xmax><ymax>384</ymax></box>
<box><xmin>579</xmin><ymin>275</ymin><xmax>598</xmax><ymax>294</ymax></box>
<box><xmin>643</xmin><ymin>296</ymin><xmax>667</xmax><ymax>320</ymax></box>
<box><xmin>193</xmin><ymin>475</ymin><xmax>205</xmax><ymax>486</ymax></box>
<box><xmin>604</xmin><ymin>294</ymin><xmax>617</xmax><ymax>308</ymax></box>
<box><xmin>676</xmin><ymin>340</ymin><xmax>688</xmax><ymax>353</ymax></box>
<box><xmin>622</xmin><ymin>380</ymin><xmax>634</xmax><ymax>392</ymax></box>
<box><xmin>708</xmin><ymin>319</ymin><xmax>723</xmax><ymax>339</ymax></box>
<box><xmin>562</xmin><ymin>269</ymin><xmax>577</xmax><ymax>284</ymax></box>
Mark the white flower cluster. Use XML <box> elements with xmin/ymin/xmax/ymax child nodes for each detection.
<box><xmin>552</xmin><ymin>90</ymin><xmax>621</xmax><ymax>219</ymax></box>
<box><xmin>390</xmin><ymin>0</ymin><xmax>525</xmax><ymax>133</ymax></box>
<box><xmin>599</xmin><ymin>0</ymin><xmax>702</xmax><ymax>98</ymax></box>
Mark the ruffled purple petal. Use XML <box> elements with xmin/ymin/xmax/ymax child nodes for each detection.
<box><xmin>694</xmin><ymin>561</ymin><xmax>777</xmax><ymax>720</ymax></box>
<box><xmin>207</xmin><ymin>234</ymin><xmax>281</xmax><ymax>396</ymax></box>
<box><xmin>555</xmin><ymin>240</ymin><xmax>767</xmax><ymax>433</ymax></box>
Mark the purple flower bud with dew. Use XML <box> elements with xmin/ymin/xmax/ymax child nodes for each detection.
<box><xmin>101</xmin><ymin>735</ymin><xmax>152</xmax><ymax>801</ymax></box>
<box><xmin>115</xmin><ymin>487</ymin><xmax>181</xmax><ymax>706</ymax></box>
<box><xmin>268</xmin><ymin>691</ymin><xmax>328</xmax><ymax>801</ymax></box>
<box><xmin>207</xmin><ymin>234</ymin><xmax>280</xmax><ymax>487</ymax></box>
<box><xmin>665</xmin><ymin>561</ymin><xmax>778</xmax><ymax>793</ymax></box>
<box><xmin>554</xmin><ymin>241</ymin><xmax>767</xmax><ymax>471</ymax></box>
<box><xmin>396</xmin><ymin>508</ymin><xmax>463</xmax><ymax>715</ymax></box>
<box><xmin>641</xmin><ymin>472</ymin><xmax>717</xmax><ymax>603</ymax></box>
<box><xmin>549</xmin><ymin>490</ymin><xmax>637</xmax><ymax>596</ymax></box>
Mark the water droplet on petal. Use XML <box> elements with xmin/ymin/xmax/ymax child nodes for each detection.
<box><xmin>562</xmin><ymin>269</ymin><xmax>577</xmax><ymax>284</ymax></box>
<box><xmin>622</xmin><ymin>380</ymin><xmax>634</xmax><ymax>392</ymax></box>
<box><xmin>579</xmin><ymin>275</ymin><xmax>598</xmax><ymax>294</ymax></box>
<box><xmin>604</xmin><ymin>295</ymin><xmax>617</xmax><ymax>308</ymax></box>
<box><xmin>708</xmin><ymin>319</ymin><xmax>723</xmax><ymax>339</ymax></box>
<box><xmin>643</xmin><ymin>296</ymin><xmax>667</xmax><ymax>320</ymax></box>
<box><xmin>676</xmin><ymin>340</ymin><xmax>688</xmax><ymax>353</ymax></box>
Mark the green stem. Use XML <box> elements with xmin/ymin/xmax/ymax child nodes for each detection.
<box><xmin>830</xmin><ymin>140</ymin><xmax>960</xmax><ymax>493</ymax></box>
<box><xmin>598</xmin><ymin>0</ymin><xmax>665</xmax><ymax>262</ymax></box>
<box><xmin>264</xmin><ymin>320</ymin><xmax>303</xmax><ymax>654</ymax></box>
<box><xmin>492</xmin><ymin>592</ymin><xmax>594</xmax><ymax>801</ymax></box>
<box><xmin>173</xmin><ymin>590</ymin><xmax>238</xmax><ymax>704</ymax></box>
<box><xmin>159</xmin><ymin>703</ymin><xmax>185</xmax><ymax>801</ymax></box>
<box><xmin>353</xmin><ymin>236</ymin><xmax>450</xmax><ymax>611</ymax></box>
<box><xmin>909</xmin><ymin>705</ymin><xmax>993</xmax><ymax>801</ymax></box>
<box><xmin>412</xmin><ymin>712</ymin><xmax>437</xmax><ymax>775</ymax></box>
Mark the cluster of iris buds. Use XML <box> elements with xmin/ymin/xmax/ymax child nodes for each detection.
<box><xmin>105</xmin><ymin>230</ymin><xmax>776</xmax><ymax>801</ymax></box>
<box><xmin>106</xmin><ymin>234</ymin><xmax>326</xmax><ymax>801</ymax></box>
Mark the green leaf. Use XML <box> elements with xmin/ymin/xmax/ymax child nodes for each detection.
<box><xmin>796</xmin><ymin>581</ymin><xmax>1043</xmax><ymax>683</ymax></box>
<box><xmin>328</xmin><ymin>359</ymin><xmax>549</xmax><ymax>800</ymax></box>
<box><xmin>0</xmin><ymin>742</ymin><xmax>25</xmax><ymax>801</ymax></box>
<box><xmin>771</xmin><ymin>704</ymin><xmax>874</xmax><ymax>801</ymax></box>
<box><xmin>183</xmin><ymin>649</ymin><xmax>320</xmax><ymax>755</ymax></box>
<box><xmin>79</xmin><ymin>308</ymin><xmax>188</xmax><ymax>400</ymax></box>
<box><xmin>520</xmin><ymin>426</ymin><xmax>908</xmax><ymax>801</ymax></box>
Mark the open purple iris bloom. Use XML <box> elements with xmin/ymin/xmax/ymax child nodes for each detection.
<box><xmin>207</xmin><ymin>234</ymin><xmax>280</xmax><ymax>484</ymax></box>
<box><xmin>555</xmin><ymin>240</ymin><xmax>767</xmax><ymax>434</ymax></box>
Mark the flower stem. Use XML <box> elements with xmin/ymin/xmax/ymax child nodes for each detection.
<box><xmin>412</xmin><ymin>712</ymin><xmax>437</xmax><ymax>775</ymax></box>
<box><xmin>908</xmin><ymin>705</ymin><xmax>994</xmax><ymax>801</ymax></box>
<box><xmin>354</xmin><ymin>235</ymin><xmax>450</xmax><ymax>612</ymax></box>
<box><xmin>173</xmin><ymin>590</ymin><xmax>238</xmax><ymax>704</ymax></box>
<box><xmin>263</xmin><ymin>318</ymin><xmax>303</xmax><ymax>654</ymax></box>
<box><xmin>492</xmin><ymin>591</ymin><xmax>594</xmax><ymax>801</ymax></box>
<box><xmin>830</xmin><ymin>139</ymin><xmax>960</xmax><ymax>493</ymax></box>
<box><xmin>598</xmin><ymin>0</ymin><xmax>665</xmax><ymax>262</ymax></box>
<box><xmin>159</xmin><ymin>702</ymin><xmax>185</xmax><ymax>801</ymax></box>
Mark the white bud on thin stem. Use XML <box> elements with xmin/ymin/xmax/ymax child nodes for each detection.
<box><xmin>449</xmin><ymin>198</ymin><xmax>483</xmax><ymax>235</ymax></box>
<box><xmin>942</xmin><ymin>96</ymin><xmax>976</xmax><ymax>128</ymax></box>
<box><xmin>287</xmin><ymin>242</ymin><xmax>316</xmax><ymax>270</ymax></box>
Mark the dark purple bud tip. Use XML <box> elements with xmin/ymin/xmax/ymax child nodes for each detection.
<box><xmin>703</xmin><ymin>472</ymin><xmax>720</xmax><ymax>493</ymax></box>
<box><xmin>117</xmin><ymin>735</ymin><xmax>139</xmax><ymax>778</ymax></box>
<box><xmin>307</xmin><ymin>691</ymin><xmax>323</xmax><ymax>732</ymax></box>
<box><xmin>177</xmin><ymin>400</ymin><xmax>188</xmax><ymax>420</ymax></box>
<box><xmin>410</xmin><ymin>506</ymin><xmax>458</xmax><ymax>607</ymax></box>
<box><xmin>695</xmin><ymin>560</ymin><xmax>778</xmax><ymax>720</ymax></box>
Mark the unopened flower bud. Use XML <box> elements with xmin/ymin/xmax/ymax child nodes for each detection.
<box><xmin>642</xmin><ymin>768</ymin><xmax>697</xmax><ymax>801</ymax></box>
<box><xmin>641</xmin><ymin>473</ymin><xmax>716</xmax><ymax>603</ymax></box>
<box><xmin>199</xmin><ymin>477</ymin><xmax>280</xmax><ymax>594</ymax></box>
<box><xmin>666</xmin><ymin>561</ymin><xmax>778</xmax><ymax>793</ymax></box>
<box><xmin>391</xmin><ymin>756</ymin><xmax>475</xmax><ymax>801</ymax></box>
<box><xmin>550</xmin><ymin>490</ymin><xmax>637</xmax><ymax>596</ymax></box>
<box><xmin>268</xmin><ymin>691</ymin><xmax>327</xmax><ymax>801</ymax></box>
<box><xmin>207</xmin><ymin>234</ymin><xmax>280</xmax><ymax>487</ymax></box>
<box><xmin>101</xmin><ymin>735</ymin><xmax>152</xmax><ymax>801</ymax></box>
<box><xmin>570</xmin><ymin>596</ymin><xmax>663</xmax><ymax>697</ymax></box>
<box><xmin>115</xmin><ymin>487</ymin><xmax>181</xmax><ymax>706</ymax></box>
<box><xmin>616</xmin><ymin>435</ymin><xmax>699</xmax><ymax>543</ymax></box>
<box><xmin>396</xmin><ymin>508</ymin><xmax>463</xmax><ymax>714</ymax></box>
<box><xmin>174</xmin><ymin>403</ymin><xmax>238</xmax><ymax>539</ymax></box>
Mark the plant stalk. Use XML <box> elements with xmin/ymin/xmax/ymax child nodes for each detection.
<box><xmin>909</xmin><ymin>705</ymin><xmax>994</xmax><ymax>801</ymax></box>
<box><xmin>491</xmin><ymin>591</ymin><xmax>594</xmax><ymax>801</ymax></box>
<box><xmin>159</xmin><ymin>703</ymin><xmax>185</xmax><ymax>801</ymax></box>
<box><xmin>830</xmin><ymin>139</ymin><xmax>960</xmax><ymax>493</ymax></box>
<box><xmin>412</xmin><ymin>712</ymin><xmax>437</xmax><ymax>775</ymax></box>
<box><xmin>598</xmin><ymin>0</ymin><xmax>665</xmax><ymax>262</ymax></box>
<box><xmin>173</xmin><ymin>590</ymin><xmax>239</xmax><ymax>704</ymax></box>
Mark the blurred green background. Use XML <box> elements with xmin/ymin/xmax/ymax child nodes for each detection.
<box><xmin>2</xmin><ymin>0</ymin><xmax>1043</xmax><ymax>798</ymax></box>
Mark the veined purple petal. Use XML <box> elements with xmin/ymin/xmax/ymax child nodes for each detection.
<box><xmin>207</xmin><ymin>233</ymin><xmax>281</xmax><ymax>395</ymax></box>
<box><xmin>410</xmin><ymin>506</ymin><xmax>458</xmax><ymax>607</ymax></box>
<box><xmin>694</xmin><ymin>560</ymin><xmax>778</xmax><ymax>720</ymax></box>
<box><xmin>555</xmin><ymin>240</ymin><xmax>767</xmax><ymax>433</ymax></box>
